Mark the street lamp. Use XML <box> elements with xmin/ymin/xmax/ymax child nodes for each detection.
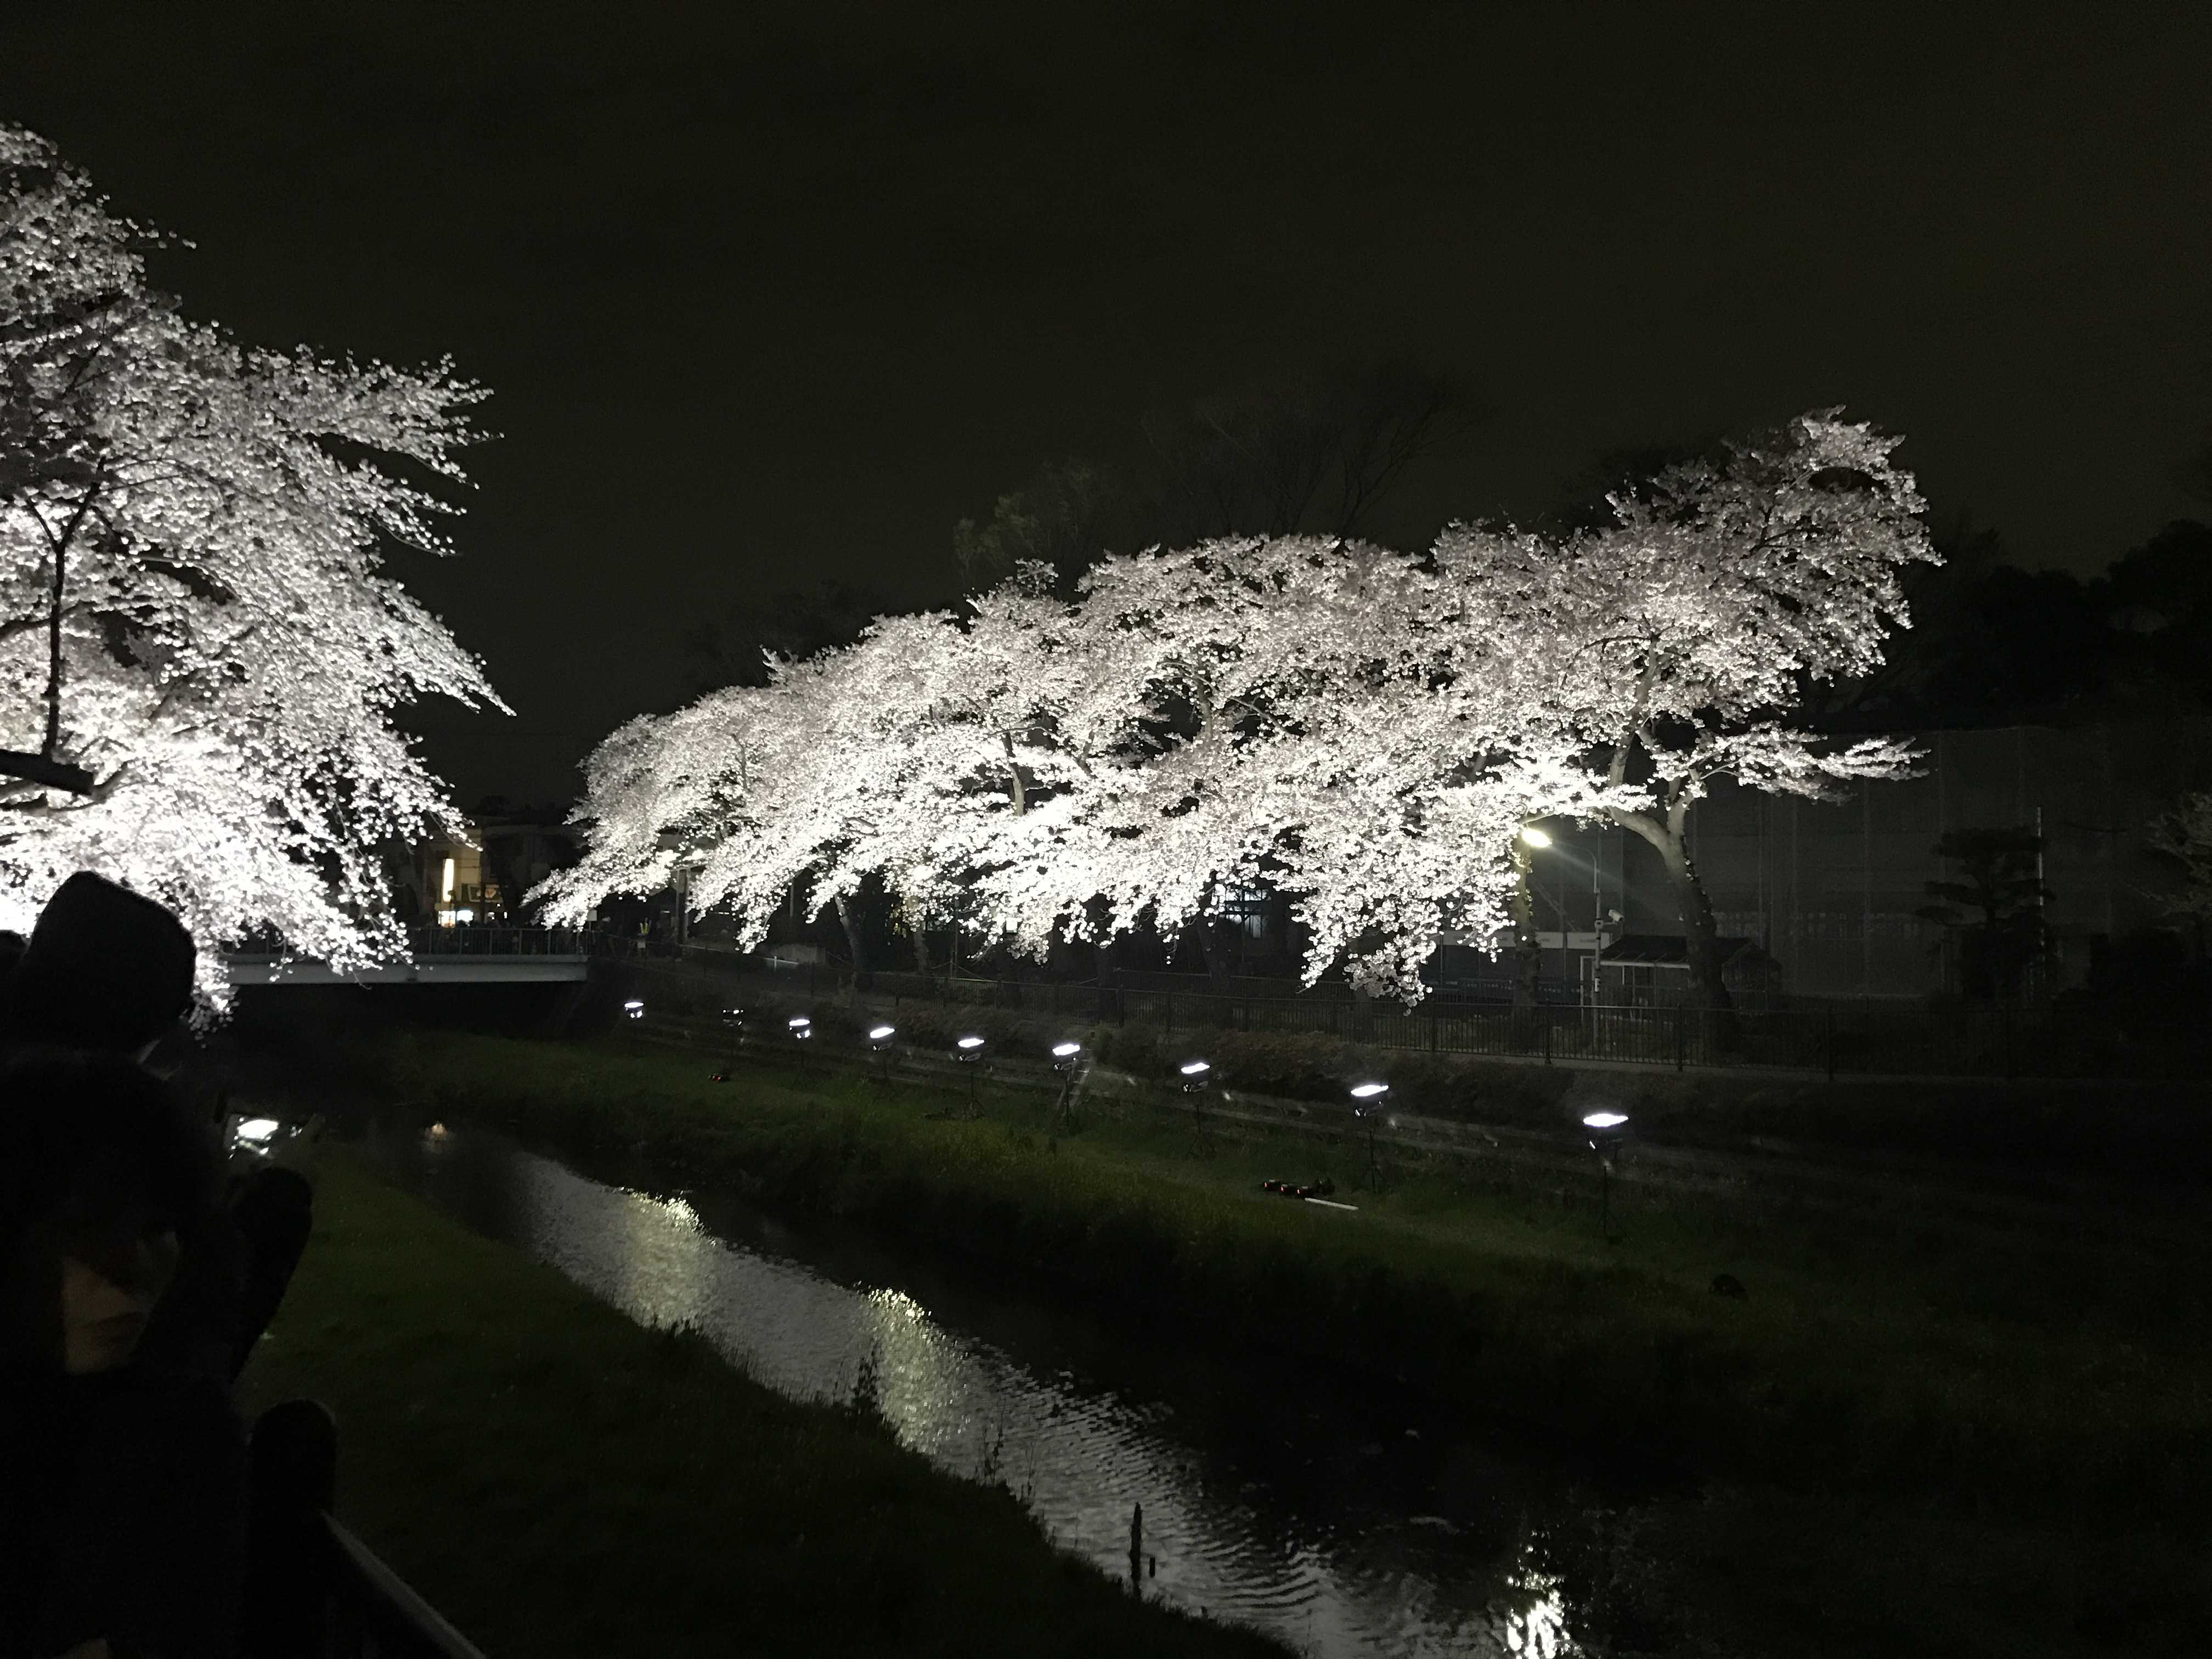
<box><xmin>956</xmin><ymin>1034</ymin><xmax>986</xmax><ymax>1109</ymax></box>
<box><xmin>1350</xmin><ymin>1081</ymin><xmax>1389</xmax><ymax>1192</ymax></box>
<box><xmin>870</xmin><ymin>1023</ymin><xmax>897</xmax><ymax>1084</ymax></box>
<box><xmin>1048</xmin><ymin>1041</ymin><xmax>1084</xmax><ymax>1132</ymax></box>
<box><xmin>1519</xmin><ymin>825</ymin><xmax>1551</xmax><ymax>848</ymax></box>
<box><xmin>1179</xmin><ymin>1058</ymin><xmax>1213</xmax><ymax>1132</ymax></box>
<box><xmin>1582</xmin><ymin>1110</ymin><xmax>1629</xmax><ymax>1240</ymax></box>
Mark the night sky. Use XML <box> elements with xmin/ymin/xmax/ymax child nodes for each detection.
<box><xmin>5</xmin><ymin>2</ymin><xmax>2208</xmax><ymax>804</ymax></box>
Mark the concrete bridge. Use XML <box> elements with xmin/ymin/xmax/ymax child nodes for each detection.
<box><xmin>225</xmin><ymin>924</ymin><xmax>592</xmax><ymax>986</ymax></box>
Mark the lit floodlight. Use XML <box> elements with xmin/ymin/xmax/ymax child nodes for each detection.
<box><xmin>229</xmin><ymin>1116</ymin><xmax>284</xmax><ymax>1159</ymax></box>
<box><xmin>1179</xmin><ymin>1060</ymin><xmax>1211</xmax><ymax>1076</ymax></box>
<box><xmin>1519</xmin><ymin>825</ymin><xmax>1551</xmax><ymax>848</ymax></box>
<box><xmin>1052</xmin><ymin>1042</ymin><xmax>1082</xmax><ymax>1058</ymax></box>
<box><xmin>788</xmin><ymin>1016</ymin><xmax>812</xmax><ymax>1040</ymax></box>
<box><xmin>1349</xmin><ymin>1082</ymin><xmax>1390</xmax><ymax>1100</ymax></box>
<box><xmin>453</xmin><ymin>907</ymin><xmax>475</xmax><ymax>924</ymax></box>
<box><xmin>957</xmin><ymin>1035</ymin><xmax>985</xmax><ymax>1049</ymax></box>
<box><xmin>870</xmin><ymin>1025</ymin><xmax>897</xmax><ymax>1042</ymax></box>
<box><xmin>956</xmin><ymin>1035</ymin><xmax>986</xmax><ymax>1062</ymax></box>
<box><xmin>1581</xmin><ymin>1110</ymin><xmax>1629</xmax><ymax>1238</ymax></box>
<box><xmin>623</xmin><ymin>1000</ymin><xmax>646</xmax><ymax>1020</ymax></box>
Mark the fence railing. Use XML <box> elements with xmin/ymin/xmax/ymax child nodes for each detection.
<box><xmin>634</xmin><ymin>953</ymin><xmax>2202</xmax><ymax>1082</ymax></box>
<box><xmin>404</xmin><ymin>923</ymin><xmax>593</xmax><ymax>957</ymax></box>
<box><xmin>245</xmin><ymin>1398</ymin><xmax>488</xmax><ymax>1659</ymax></box>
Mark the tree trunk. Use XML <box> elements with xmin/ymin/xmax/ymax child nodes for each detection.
<box><xmin>1609</xmin><ymin>800</ymin><xmax>1738</xmax><ymax>1041</ymax></box>
<box><xmin>831</xmin><ymin>893</ymin><xmax>867</xmax><ymax>974</ymax></box>
<box><xmin>1197</xmin><ymin>918</ymin><xmax>1239</xmax><ymax>987</ymax></box>
<box><xmin>909</xmin><ymin>922</ymin><xmax>930</xmax><ymax>976</ymax></box>
<box><xmin>1509</xmin><ymin>840</ymin><xmax>1541</xmax><ymax>1010</ymax></box>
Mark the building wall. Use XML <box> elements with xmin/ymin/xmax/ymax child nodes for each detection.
<box><xmin>1432</xmin><ymin>720</ymin><xmax>2211</xmax><ymax>1001</ymax></box>
<box><xmin>1681</xmin><ymin>720</ymin><xmax>2212</xmax><ymax>998</ymax></box>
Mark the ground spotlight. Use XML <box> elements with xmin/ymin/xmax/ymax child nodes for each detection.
<box><xmin>1350</xmin><ymin>1082</ymin><xmax>1389</xmax><ymax>1191</ymax></box>
<box><xmin>1582</xmin><ymin>1110</ymin><xmax>1630</xmax><ymax>1240</ymax></box>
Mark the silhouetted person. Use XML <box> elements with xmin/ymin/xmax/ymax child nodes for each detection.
<box><xmin>0</xmin><ymin>1051</ymin><xmax>250</xmax><ymax>1658</ymax></box>
<box><xmin>1</xmin><ymin>873</ymin><xmax>313</xmax><ymax>1385</ymax></box>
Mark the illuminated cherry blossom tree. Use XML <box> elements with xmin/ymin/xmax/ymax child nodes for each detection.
<box><xmin>1437</xmin><ymin>411</ymin><xmax>1937</xmax><ymax>1012</ymax></box>
<box><xmin>537</xmin><ymin>578</ymin><xmax>1114</xmax><ymax>969</ymax></box>
<box><xmin>0</xmin><ymin>125</ymin><xmax>503</xmax><ymax>988</ymax></box>
<box><xmin>548</xmin><ymin>417</ymin><xmax>1934</xmax><ymax>1009</ymax></box>
<box><xmin>965</xmin><ymin>536</ymin><xmax>1630</xmax><ymax>998</ymax></box>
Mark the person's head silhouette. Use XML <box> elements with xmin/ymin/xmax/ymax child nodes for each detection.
<box><xmin>3</xmin><ymin>874</ymin><xmax>196</xmax><ymax>1058</ymax></box>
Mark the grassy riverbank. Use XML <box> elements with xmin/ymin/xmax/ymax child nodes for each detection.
<box><xmin>234</xmin><ymin>1152</ymin><xmax>1285</xmax><ymax>1659</ymax></box>
<box><xmin>338</xmin><ymin>1028</ymin><xmax>2212</xmax><ymax>1540</ymax></box>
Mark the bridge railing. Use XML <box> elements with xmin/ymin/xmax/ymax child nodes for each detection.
<box><xmin>404</xmin><ymin>923</ymin><xmax>592</xmax><ymax>957</ymax></box>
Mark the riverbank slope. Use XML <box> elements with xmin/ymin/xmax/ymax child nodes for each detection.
<box><xmin>318</xmin><ymin>1026</ymin><xmax>2212</xmax><ymax>1653</ymax></box>
<box><xmin>236</xmin><ymin>1152</ymin><xmax>1285</xmax><ymax>1659</ymax></box>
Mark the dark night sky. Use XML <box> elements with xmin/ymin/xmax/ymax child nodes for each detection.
<box><xmin>5</xmin><ymin>2</ymin><xmax>2209</xmax><ymax>804</ymax></box>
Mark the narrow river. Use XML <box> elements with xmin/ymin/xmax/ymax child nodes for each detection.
<box><xmin>348</xmin><ymin>1112</ymin><xmax>1728</xmax><ymax>1658</ymax></box>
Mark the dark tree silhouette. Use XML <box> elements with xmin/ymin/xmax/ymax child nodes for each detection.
<box><xmin>1916</xmin><ymin>825</ymin><xmax>2054</xmax><ymax>1001</ymax></box>
<box><xmin>952</xmin><ymin>362</ymin><xmax>1478</xmax><ymax>589</ymax></box>
<box><xmin>678</xmin><ymin>578</ymin><xmax>891</xmax><ymax>698</ymax></box>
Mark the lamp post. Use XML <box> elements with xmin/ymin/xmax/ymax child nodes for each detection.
<box><xmin>623</xmin><ymin>998</ymin><xmax>645</xmax><ymax>1057</ymax></box>
<box><xmin>1180</xmin><ymin>1059</ymin><xmax>1212</xmax><ymax>1133</ymax></box>
<box><xmin>1582</xmin><ymin>1110</ymin><xmax>1629</xmax><ymax>1241</ymax></box>
<box><xmin>1051</xmin><ymin>1041</ymin><xmax>1084</xmax><ymax>1130</ymax></box>
<box><xmin>956</xmin><ymin>1034</ymin><xmax>986</xmax><ymax>1110</ymax></box>
<box><xmin>1350</xmin><ymin>1081</ymin><xmax>1389</xmax><ymax>1192</ymax></box>
<box><xmin>870</xmin><ymin>1023</ymin><xmax>897</xmax><ymax>1085</ymax></box>
<box><xmin>788</xmin><ymin>1014</ymin><xmax>812</xmax><ymax>1075</ymax></box>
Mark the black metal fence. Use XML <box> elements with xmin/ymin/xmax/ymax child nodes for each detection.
<box><xmin>405</xmin><ymin>923</ymin><xmax>594</xmax><ymax>956</ymax></box>
<box><xmin>698</xmin><ymin>958</ymin><xmax>2199</xmax><ymax>1082</ymax></box>
<box><xmin>245</xmin><ymin>1399</ymin><xmax>487</xmax><ymax>1658</ymax></box>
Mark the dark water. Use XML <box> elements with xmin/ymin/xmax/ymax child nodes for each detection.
<box><xmin>349</xmin><ymin>1114</ymin><xmax>1709</xmax><ymax>1658</ymax></box>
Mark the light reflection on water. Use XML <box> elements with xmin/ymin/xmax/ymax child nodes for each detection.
<box><xmin>374</xmin><ymin>1119</ymin><xmax>1606</xmax><ymax>1657</ymax></box>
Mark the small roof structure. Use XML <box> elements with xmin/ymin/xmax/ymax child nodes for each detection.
<box><xmin>1598</xmin><ymin>934</ymin><xmax>1758</xmax><ymax>968</ymax></box>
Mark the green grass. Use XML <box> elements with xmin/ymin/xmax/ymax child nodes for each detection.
<box><xmin>235</xmin><ymin>1152</ymin><xmax>1286</xmax><ymax>1659</ymax></box>
<box><xmin>343</xmin><ymin>1026</ymin><xmax>2212</xmax><ymax>1536</ymax></box>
